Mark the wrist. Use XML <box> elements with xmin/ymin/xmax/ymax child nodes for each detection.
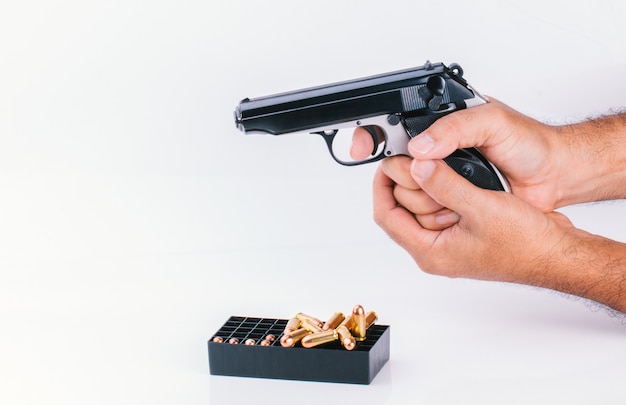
<box><xmin>544</xmin><ymin>228</ymin><xmax>626</xmax><ymax>313</ymax></box>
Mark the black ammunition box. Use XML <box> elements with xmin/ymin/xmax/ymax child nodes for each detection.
<box><xmin>208</xmin><ymin>316</ymin><xmax>390</xmax><ymax>384</ymax></box>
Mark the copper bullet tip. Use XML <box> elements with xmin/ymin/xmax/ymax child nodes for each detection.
<box><xmin>228</xmin><ymin>338</ymin><xmax>239</xmax><ymax>344</ymax></box>
<box><xmin>212</xmin><ymin>336</ymin><xmax>224</xmax><ymax>343</ymax></box>
<box><xmin>343</xmin><ymin>337</ymin><xmax>356</xmax><ymax>351</ymax></box>
<box><xmin>352</xmin><ymin>305</ymin><xmax>365</xmax><ymax>315</ymax></box>
<box><xmin>280</xmin><ymin>336</ymin><xmax>295</xmax><ymax>348</ymax></box>
<box><xmin>300</xmin><ymin>336</ymin><xmax>315</xmax><ymax>348</ymax></box>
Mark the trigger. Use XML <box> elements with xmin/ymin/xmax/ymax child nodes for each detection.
<box><xmin>363</xmin><ymin>125</ymin><xmax>384</xmax><ymax>156</ymax></box>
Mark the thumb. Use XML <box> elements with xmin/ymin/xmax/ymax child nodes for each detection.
<box><xmin>410</xmin><ymin>159</ymin><xmax>485</xmax><ymax>216</ymax></box>
<box><xmin>407</xmin><ymin>99</ymin><xmax>506</xmax><ymax>160</ymax></box>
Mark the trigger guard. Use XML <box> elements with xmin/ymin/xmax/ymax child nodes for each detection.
<box><xmin>308</xmin><ymin>114</ymin><xmax>410</xmax><ymax>166</ymax></box>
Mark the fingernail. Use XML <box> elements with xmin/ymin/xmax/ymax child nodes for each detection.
<box><xmin>409</xmin><ymin>134</ymin><xmax>435</xmax><ymax>155</ymax></box>
<box><xmin>435</xmin><ymin>211</ymin><xmax>460</xmax><ymax>226</ymax></box>
<box><xmin>411</xmin><ymin>159</ymin><xmax>436</xmax><ymax>179</ymax></box>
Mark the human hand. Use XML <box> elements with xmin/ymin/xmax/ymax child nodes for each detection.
<box><xmin>405</xmin><ymin>98</ymin><xmax>563</xmax><ymax>212</ymax></box>
<box><xmin>372</xmin><ymin>157</ymin><xmax>574</xmax><ymax>282</ymax></box>
<box><xmin>355</xmin><ymin>99</ymin><xmax>626</xmax><ymax>311</ymax></box>
<box><xmin>351</xmin><ymin>128</ymin><xmax>459</xmax><ymax>231</ymax></box>
<box><xmin>373</xmin><ymin>157</ymin><xmax>626</xmax><ymax>313</ymax></box>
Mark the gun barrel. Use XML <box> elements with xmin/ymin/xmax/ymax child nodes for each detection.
<box><xmin>234</xmin><ymin>62</ymin><xmax>474</xmax><ymax>135</ymax></box>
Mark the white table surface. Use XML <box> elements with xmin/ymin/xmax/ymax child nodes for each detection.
<box><xmin>1</xmin><ymin>1</ymin><xmax>625</xmax><ymax>404</ymax></box>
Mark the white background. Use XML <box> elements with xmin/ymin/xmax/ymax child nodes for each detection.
<box><xmin>1</xmin><ymin>1</ymin><xmax>626</xmax><ymax>404</ymax></box>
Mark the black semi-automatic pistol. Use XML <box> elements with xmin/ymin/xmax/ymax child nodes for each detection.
<box><xmin>234</xmin><ymin>61</ymin><xmax>508</xmax><ymax>191</ymax></box>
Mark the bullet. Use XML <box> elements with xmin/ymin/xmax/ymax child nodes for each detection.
<box><xmin>352</xmin><ymin>305</ymin><xmax>366</xmax><ymax>341</ymax></box>
<box><xmin>259</xmin><ymin>339</ymin><xmax>271</xmax><ymax>346</ymax></box>
<box><xmin>322</xmin><ymin>312</ymin><xmax>345</xmax><ymax>330</ymax></box>
<box><xmin>336</xmin><ymin>325</ymin><xmax>356</xmax><ymax>351</ymax></box>
<box><xmin>244</xmin><ymin>339</ymin><xmax>256</xmax><ymax>345</ymax></box>
<box><xmin>295</xmin><ymin>313</ymin><xmax>323</xmax><ymax>328</ymax></box>
<box><xmin>212</xmin><ymin>336</ymin><xmax>224</xmax><ymax>343</ymax></box>
<box><xmin>301</xmin><ymin>330</ymin><xmax>338</xmax><ymax>348</ymax></box>
<box><xmin>280</xmin><ymin>327</ymin><xmax>311</xmax><ymax>348</ymax></box>
<box><xmin>300</xmin><ymin>318</ymin><xmax>324</xmax><ymax>333</ymax></box>
<box><xmin>339</xmin><ymin>314</ymin><xmax>354</xmax><ymax>331</ymax></box>
<box><xmin>284</xmin><ymin>317</ymin><xmax>301</xmax><ymax>335</ymax></box>
<box><xmin>365</xmin><ymin>311</ymin><xmax>378</xmax><ymax>329</ymax></box>
<box><xmin>264</xmin><ymin>334</ymin><xmax>276</xmax><ymax>342</ymax></box>
<box><xmin>228</xmin><ymin>338</ymin><xmax>240</xmax><ymax>344</ymax></box>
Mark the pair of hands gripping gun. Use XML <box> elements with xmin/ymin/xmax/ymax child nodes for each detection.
<box><xmin>233</xmin><ymin>61</ymin><xmax>509</xmax><ymax>193</ymax></box>
<box><xmin>234</xmin><ymin>62</ymin><xmax>626</xmax><ymax>315</ymax></box>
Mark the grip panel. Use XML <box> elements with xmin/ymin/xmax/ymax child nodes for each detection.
<box><xmin>403</xmin><ymin>115</ymin><xmax>506</xmax><ymax>191</ymax></box>
<box><xmin>443</xmin><ymin>148</ymin><xmax>506</xmax><ymax>191</ymax></box>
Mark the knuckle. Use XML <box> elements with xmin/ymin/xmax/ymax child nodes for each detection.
<box><xmin>487</xmin><ymin>102</ymin><xmax>511</xmax><ymax>124</ymax></box>
<box><xmin>372</xmin><ymin>207</ymin><xmax>395</xmax><ymax>231</ymax></box>
<box><xmin>411</xmin><ymin>255</ymin><xmax>440</xmax><ymax>276</ymax></box>
<box><xmin>372</xmin><ymin>209</ymin><xmax>385</xmax><ymax>228</ymax></box>
<box><xmin>415</xmin><ymin>213</ymin><xmax>437</xmax><ymax>230</ymax></box>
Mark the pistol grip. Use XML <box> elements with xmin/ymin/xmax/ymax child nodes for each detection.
<box><xmin>403</xmin><ymin>115</ymin><xmax>507</xmax><ymax>191</ymax></box>
<box><xmin>443</xmin><ymin>148</ymin><xmax>507</xmax><ymax>191</ymax></box>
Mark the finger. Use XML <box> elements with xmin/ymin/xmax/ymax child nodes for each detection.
<box><xmin>415</xmin><ymin>208</ymin><xmax>461</xmax><ymax>231</ymax></box>
<box><xmin>381</xmin><ymin>155</ymin><xmax>420</xmax><ymax>190</ymax></box>
<box><xmin>372</xmin><ymin>166</ymin><xmax>436</xmax><ymax>248</ymax></box>
<box><xmin>410</xmin><ymin>159</ymin><xmax>488</xmax><ymax>219</ymax></box>
<box><xmin>407</xmin><ymin>98</ymin><xmax>512</xmax><ymax>160</ymax></box>
<box><xmin>350</xmin><ymin>127</ymin><xmax>375</xmax><ymax>161</ymax></box>
<box><xmin>393</xmin><ymin>186</ymin><xmax>443</xmax><ymax>215</ymax></box>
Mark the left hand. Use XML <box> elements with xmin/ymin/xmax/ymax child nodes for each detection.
<box><xmin>372</xmin><ymin>157</ymin><xmax>576</xmax><ymax>282</ymax></box>
<box><xmin>352</xmin><ymin>127</ymin><xmax>459</xmax><ymax>231</ymax></box>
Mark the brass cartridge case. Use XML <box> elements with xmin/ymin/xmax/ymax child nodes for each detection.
<box><xmin>322</xmin><ymin>312</ymin><xmax>345</xmax><ymax>330</ymax></box>
<box><xmin>284</xmin><ymin>317</ymin><xmax>301</xmax><ymax>335</ymax></box>
<box><xmin>352</xmin><ymin>305</ymin><xmax>366</xmax><ymax>341</ymax></box>
<box><xmin>300</xmin><ymin>318</ymin><xmax>324</xmax><ymax>333</ymax></box>
<box><xmin>295</xmin><ymin>312</ymin><xmax>323</xmax><ymax>328</ymax></box>
<box><xmin>339</xmin><ymin>314</ymin><xmax>354</xmax><ymax>331</ymax></box>
<box><xmin>301</xmin><ymin>330</ymin><xmax>338</xmax><ymax>348</ymax></box>
<box><xmin>336</xmin><ymin>325</ymin><xmax>356</xmax><ymax>351</ymax></box>
<box><xmin>280</xmin><ymin>327</ymin><xmax>311</xmax><ymax>348</ymax></box>
<box><xmin>365</xmin><ymin>311</ymin><xmax>378</xmax><ymax>329</ymax></box>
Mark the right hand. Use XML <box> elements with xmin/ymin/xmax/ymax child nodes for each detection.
<box><xmin>404</xmin><ymin>98</ymin><xmax>564</xmax><ymax>212</ymax></box>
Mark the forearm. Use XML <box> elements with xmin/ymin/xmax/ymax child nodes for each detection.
<box><xmin>553</xmin><ymin>113</ymin><xmax>626</xmax><ymax>207</ymax></box>
<box><xmin>529</xmin><ymin>227</ymin><xmax>626</xmax><ymax>314</ymax></box>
